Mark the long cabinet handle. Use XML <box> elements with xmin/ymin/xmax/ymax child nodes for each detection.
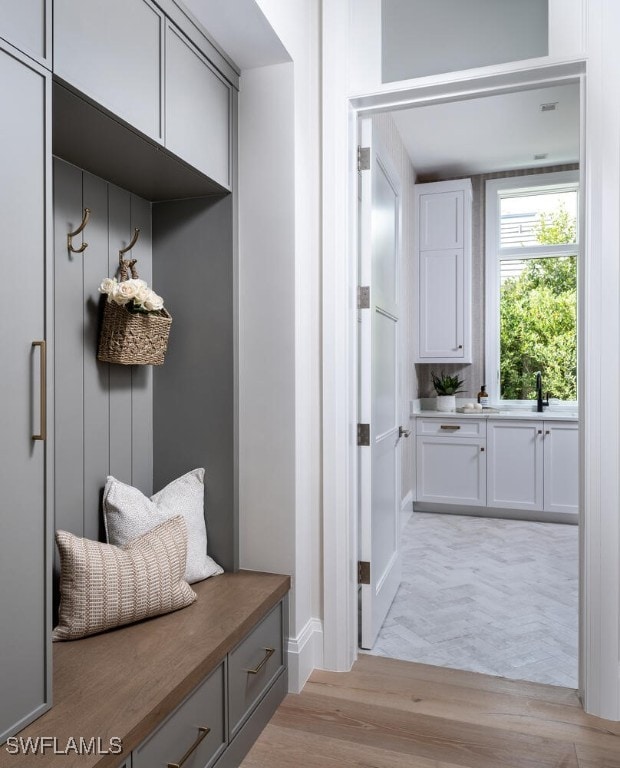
<box><xmin>167</xmin><ymin>726</ymin><xmax>210</xmax><ymax>768</ymax></box>
<box><xmin>32</xmin><ymin>340</ymin><xmax>46</xmax><ymax>441</ymax></box>
<box><xmin>440</xmin><ymin>425</ymin><xmax>460</xmax><ymax>431</ymax></box>
<box><xmin>245</xmin><ymin>647</ymin><xmax>275</xmax><ymax>675</ymax></box>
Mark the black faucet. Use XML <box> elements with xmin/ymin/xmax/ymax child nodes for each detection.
<box><xmin>535</xmin><ymin>372</ymin><xmax>550</xmax><ymax>412</ymax></box>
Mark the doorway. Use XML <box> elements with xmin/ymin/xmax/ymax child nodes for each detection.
<box><xmin>357</xmin><ymin>78</ymin><xmax>581</xmax><ymax>689</ymax></box>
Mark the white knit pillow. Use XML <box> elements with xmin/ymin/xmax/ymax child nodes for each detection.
<box><xmin>53</xmin><ymin>516</ymin><xmax>196</xmax><ymax>641</ymax></box>
<box><xmin>103</xmin><ymin>468</ymin><xmax>223</xmax><ymax>584</ymax></box>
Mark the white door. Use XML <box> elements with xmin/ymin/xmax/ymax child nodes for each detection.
<box><xmin>543</xmin><ymin>422</ymin><xmax>579</xmax><ymax>514</ymax></box>
<box><xmin>359</xmin><ymin>119</ymin><xmax>403</xmax><ymax>650</ymax></box>
<box><xmin>487</xmin><ymin>420</ymin><xmax>544</xmax><ymax>510</ymax></box>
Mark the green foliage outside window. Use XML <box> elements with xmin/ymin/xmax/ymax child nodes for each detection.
<box><xmin>499</xmin><ymin>205</ymin><xmax>577</xmax><ymax>401</ymax></box>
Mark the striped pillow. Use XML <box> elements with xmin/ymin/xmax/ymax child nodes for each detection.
<box><xmin>53</xmin><ymin>516</ymin><xmax>196</xmax><ymax>641</ymax></box>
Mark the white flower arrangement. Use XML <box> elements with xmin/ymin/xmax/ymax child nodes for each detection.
<box><xmin>99</xmin><ymin>277</ymin><xmax>165</xmax><ymax>314</ymax></box>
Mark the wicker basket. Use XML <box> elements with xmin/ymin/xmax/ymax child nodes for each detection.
<box><xmin>97</xmin><ymin>300</ymin><xmax>172</xmax><ymax>366</ymax></box>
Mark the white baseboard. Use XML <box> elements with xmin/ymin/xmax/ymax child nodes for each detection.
<box><xmin>401</xmin><ymin>490</ymin><xmax>414</xmax><ymax>531</ymax></box>
<box><xmin>286</xmin><ymin>618</ymin><xmax>323</xmax><ymax>693</ymax></box>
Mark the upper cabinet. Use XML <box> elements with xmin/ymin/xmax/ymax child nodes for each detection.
<box><xmin>165</xmin><ymin>24</ymin><xmax>231</xmax><ymax>189</ymax></box>
<box><xmin>414</xmin><ymin>179</ymin><xmax>472</xmax><ymax>363</ymax></box>
<box><xmin>0</xmin><ymin>0</ymin><xmax>50</xmax><ymax>66</ymax></box>
<box><xmin>52</xmin><ymin>0</ymin><xmax>235</xmax><ymax>189</ymax></box>
<box><xmin>418</xmin><ymin>190</ymin><xmax>464</xmax><ymax>250</ymax></box>
<box><xmin>53</xmin><ymin>0</ymin><xmax>164</xmax><ymax>141</ymax></box>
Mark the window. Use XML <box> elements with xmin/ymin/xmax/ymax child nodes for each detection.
<box><xmin>485</xmin><ymin>171</ymin><xmax>579</xmax><ymax>405</ymax></box>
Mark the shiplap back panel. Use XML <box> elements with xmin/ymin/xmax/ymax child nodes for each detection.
<box><xmin>53</xmin><ymin>157</ymin><xmax>153</xmax><ymax>544</ymax></box>
<box><xmin>152</xmin><ymin>195</ymin><xmax>237</xmax><ymax>572</ymax></box>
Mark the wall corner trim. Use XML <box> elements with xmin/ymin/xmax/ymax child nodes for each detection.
<box><xmin>286</xmin><ymin>618</ymin><xmax>324</xmax><ymax>693</ymax></box>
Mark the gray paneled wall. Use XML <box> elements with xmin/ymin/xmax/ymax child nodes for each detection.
<box><xmin>53</xmin><ymin>158</ymin><xmax>153</xmax><ymax>543</ymax></box>
<box><xmin>152</xmin><ymin>196</ymin><xmax>237</xmax><ymax>572</ymax></box>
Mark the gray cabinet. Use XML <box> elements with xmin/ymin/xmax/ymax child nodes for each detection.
<box><xmin>53</xmin><ymin>0</ymin><xmax>164</xmax><ymax>141</ymax></box>
<box><xmin>0</xmin><ymin>0</ymin><xmax>50</xmax><ymax>65</ymax></box>
<box><xmin>165</xmin><ymin>23</ymin><xmax>231</xmax><ymax>188</ymax></box>
<box><xmin>0</xmin><ymin>41</ymin><xmax>51</xmax><ymax>743</ymax></box>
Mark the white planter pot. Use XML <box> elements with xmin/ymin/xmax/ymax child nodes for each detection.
<box><xmin>436</xmin><ymin>395</ymin><xmax>456</xmax><ymax>412</ymax></box>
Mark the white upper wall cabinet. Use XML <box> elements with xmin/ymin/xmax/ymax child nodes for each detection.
<box><xmin>414</xmin><ymin>179</ymin><xmax>472</xmax><ymax>363</ymax></box>
<box><xmin>382</xmin><ymin>0</ymin><xmax>549</xmax><ymax>83</ymax></box>
<box><xmin>54</xmin><ymin>0</ymin><xmax>164</xmax><ymax>141</ymax></box>
<box><xmin>0</xmin><ymin>0</ymin><xmax>50</xmax><ymax>66</ymax></box>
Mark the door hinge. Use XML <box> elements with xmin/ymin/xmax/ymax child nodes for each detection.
<box><xmin>358</xmin><ymin>285</ymin><xmax>370</xmax><ymax>309</ymax></box>
<box><xmin>357</xmin><ymin>146</ymin><xmax>370</xmax><ymax>172</ymax></box>
<box><xmin>357</xmin><ymin>423</ymin><xmax>370</xmax><ymax>446</ymax></box>
<box><xmin>358</xmin><ymin>561</ymin><xmax>371</xmax><ymax>585</ymax></box>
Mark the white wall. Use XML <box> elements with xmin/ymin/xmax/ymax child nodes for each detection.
<box><xmin>239</xmin><ymin>0</ymin><xmax>322</xmax><ymax>692</ymax></box>
<box><xmin>319</xmin><ymin>0</ymin><xmax>620</xmax><ymax>722</ymax></box>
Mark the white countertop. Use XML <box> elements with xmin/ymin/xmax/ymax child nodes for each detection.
<box><xmin>414</xmin><ymin>409</ymin><xmax>578</xmax><ymax>422</ymax></box>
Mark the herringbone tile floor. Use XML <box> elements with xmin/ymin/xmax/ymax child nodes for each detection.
<box><xmin>368</xmin><ymin>511</ymin><xmax>578</xmax><ymax>688</ymax></box>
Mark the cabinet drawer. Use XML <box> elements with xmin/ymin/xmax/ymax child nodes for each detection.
<box><xmin>417</xmin><ymin>418</ymin><xmax>485</xmax><ymax>438</ymax></box>
<box><xmin>132</xmin><ymin>663</ymin><xmax>226</xmax><ymax>768</ymax></box>
<box><xmin>228</xmin><ymin>602</ymin><xmax>284</xmax><ymax>738</ymax></box>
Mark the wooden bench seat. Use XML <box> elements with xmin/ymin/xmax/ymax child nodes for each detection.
<box><xmin>0</xmin><ymin>571</ymin><xmax>290</xmax><ymax>768</ymax></box>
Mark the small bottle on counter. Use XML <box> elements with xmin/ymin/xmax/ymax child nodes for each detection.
<box><xmin>477</xmin><ymin>385</ymin><xmax>489</xmax><ymax>407</ymax></box>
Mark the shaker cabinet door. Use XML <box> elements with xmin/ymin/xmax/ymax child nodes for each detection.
<box><xmin>543</xmin><ymin>422</ymin><xmax>579</xmax><ymax>514</ymax></box>
<box><xmin>416</xmin><ymin>436</ymin><xmax>486</xmax><ymax>506</ymax></box>
<box><xmin>487</xmin><ymin>420</ymin><xmax>544</xmax><ymax>510</ymax></box>
<box><xmin>418</xmin><ymin>190</ymin><xmax>464</xmax><ymax>250</ymax></box>
<box><xmin>0</xmin><ymin>0</ymin><xmax>49</xmax><ymax>64</ymax></box>
<box><xmin>54</xmin><ymin>0</ymin><xmax>163</xmax><ymax>141</ymax></box>
<box><xmin>0</xmin><ymin>43</ymin><xmax>50</xmax><ymax>742</ymax></box>
<box><xmin>165</xmin><ymin>23</ymin><xmax>231</xmax><ymax>188</ymax></box>
<box><xmin>418</xmin><ymin>249</ymin><xmax>464</xmax><ymax>360</ymax></box>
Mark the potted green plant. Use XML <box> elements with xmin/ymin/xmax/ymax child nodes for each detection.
<box><xmin>431</xmin><ymin>370</ymin><xmax>465</xmax><ymax>412</ymax></box>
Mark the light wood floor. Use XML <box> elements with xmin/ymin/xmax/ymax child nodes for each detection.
<box><xmin>241</xmin><ymin>655</ymin><xmax>620</xmax><ymax>768</ymax></box>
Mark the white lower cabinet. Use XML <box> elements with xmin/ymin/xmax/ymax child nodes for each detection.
<box><xmin>543</xmin><ymin>422</ymin><xmax>579</xmax><ymax>514</ymax></box>
<box><xmin>487</xmin><ymin>420</ymin><xmax>544</xmax><ymax>510</ymax></box>
<box><xmin>487</xmin><ymin>419</ymin><xmax>578</xmax><ymax>515</ymax></box>
<box><xmin>415</xmin><ymin>417</ymin><xmax>578</xmax><ymax>516</ymax></box>
<box><xmin>416</xmin><ymin>419</ymin><xmax>486</xmax><ymax>506</ymax></box>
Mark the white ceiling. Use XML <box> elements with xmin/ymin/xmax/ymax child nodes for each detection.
<box><xmin>181</xmin><ymin>0</ymin><xmax>289</xmax><ymax>70</ymax></box>
<box><xmin>391</xmin><ymin>83</ymin><xmax>580</xmax><ymax>178</ymax></box>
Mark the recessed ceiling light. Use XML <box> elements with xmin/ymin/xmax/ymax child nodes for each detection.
<box><xmin>540</xmin><ymin>102</ymin><xmax>558</xmax><ymax>112</ymax></box>
<box><xmin>534</xmin><ymin>153</ymin><xmax>548</xmax><ymax>161</ymax></box>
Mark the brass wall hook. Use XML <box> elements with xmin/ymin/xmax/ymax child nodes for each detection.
<box><xmin>118</xmin><ymin>228</ymin><xmax>140</xmax><ymax>264</ymax></box>
<box><xmin>67</xmin><ymin>208</ymin><xmax>91</xmax><ymax>253</ymax></box>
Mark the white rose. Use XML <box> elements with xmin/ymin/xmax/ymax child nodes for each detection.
<box><xmin>133</xmin><ymin>284</ymin><xmax>151</xmax><ymax>306</ymax></box>
<box><xmin>99</xmin><ymin>277</ymin><xmax>117</xmax><ymax>295</ymax></box>
<box><xmin>113</xmin><ymin>280</ymin><xmax>140</xmax><ymax>304</ymax></box>
<box><xmin>144</xmin><ymin>291</ymin><xmax>164</xmax><ymax>312</ymax></box>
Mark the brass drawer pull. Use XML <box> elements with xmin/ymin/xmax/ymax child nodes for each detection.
<box><xmin>32</xmin><ymin>340</ymin><xmax>47</xmax><ymax>441</ymax></box>
<box><xmin>167</xmin><ymin>726</ymin><xmax>210</xmax><ymax>768</ymax></box>
<box><xmin>245</xmin><ymin>647</ymin><xmax>275</xmax><ymax>675</ymax></box>
<box><xmin>440</xmin><ymin>425</ymin><xmax>461</xmax><ymax>431</ymax></box>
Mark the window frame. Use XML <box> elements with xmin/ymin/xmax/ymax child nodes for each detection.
<box><xmin>485</xmin><ymin>170</ymin><xmax>580</xmax><ymax>409</ymax></box>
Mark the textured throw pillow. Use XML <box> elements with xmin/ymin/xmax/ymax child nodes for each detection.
<box><xmin>103</xmin><ymin>468</ymin><xmax>223</xmax><ymax>584</ymax></box>
<box><xmin>53</xmin><ymin>516</ymin><xmax>196</xmax><ymax>641</ymax></box>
